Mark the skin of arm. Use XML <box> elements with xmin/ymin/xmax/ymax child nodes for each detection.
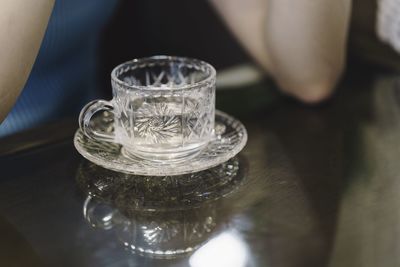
<box><xmin>0</xmin><ymin>0</ymin><xmax>54</xmax><ymax>122</ymax></box>
<box><xmin>209</xmin><ymin>0</ymin><xmax>352</xmax><ymax>103</ymax></box>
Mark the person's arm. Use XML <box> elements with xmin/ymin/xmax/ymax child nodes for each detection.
<box><xmin>209</xmin><ymin>0</ymin><xmax>352</xmax><ymax>103</ymax></box>
<box><xmin>0</xmin><ymin>0</ymin><xmax>54</xmax><ymax>122</ymax></box>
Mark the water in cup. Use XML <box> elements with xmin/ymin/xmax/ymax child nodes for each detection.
<box><xmin>115</xmin><ymin>95</ymin><xmax>214</xmax><ymax>161</ymax></box>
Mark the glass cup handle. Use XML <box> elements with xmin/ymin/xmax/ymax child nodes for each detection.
<box><xmin>79</xmin><ymin>99</ymin><xmax>115</xmax><ymax>142</ymax></box>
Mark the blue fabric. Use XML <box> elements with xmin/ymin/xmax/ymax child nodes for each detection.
<box><xmin>0</xmin><ymin>0</ymin><xmax>119</xmax><ymax>136</ymax></box>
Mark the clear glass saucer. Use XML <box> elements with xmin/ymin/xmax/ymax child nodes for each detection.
<box><xmin>74</xmin><ymin>110</ymin><xmax>247</xmax><ymax>176</ymax></box>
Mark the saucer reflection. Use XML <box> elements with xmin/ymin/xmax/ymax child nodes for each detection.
<box><xmin>76</xmin><ymin>157</ymin><xmax>248</xmax><ymax>259</ymax></box>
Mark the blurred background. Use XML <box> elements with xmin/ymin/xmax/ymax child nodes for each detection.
<box><xmin>97</xmin><ymin>0</ymin><xmax>251</xmax><ymax>93</ymax></box>
<box><xmin>96</xmin><ymin>0</ymin><xmax>400</xmax><ymax>111</ymax></box>
<box><xmin>3</xmin><ymin>0</ymin><xmax>400</xmax><ymax>136</ymax></box>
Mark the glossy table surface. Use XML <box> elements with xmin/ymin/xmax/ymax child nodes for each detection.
<box><xmin>1</xmin><ymin>66</ymin><xmax>400</xmax><ymax>267</ymax></box>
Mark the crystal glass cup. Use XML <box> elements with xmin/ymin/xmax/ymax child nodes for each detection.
<box><xmin>79</xmin><ymin>56</ymin><xmax>216</xmax><ymax>162</ymax></box>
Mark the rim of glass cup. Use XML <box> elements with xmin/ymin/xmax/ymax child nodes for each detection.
<box><xmin>110</xmin><ymin>55</ymin><xmax>217</xmax><ymax>91</ymax></box>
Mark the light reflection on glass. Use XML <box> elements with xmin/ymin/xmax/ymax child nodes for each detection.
<box><xmin>83</xmin><ymin>195</ymin><xmax>115</xmax><ymax>230</ymax></box>
<box><xmin>189</xmin><ymin>230</ymin><xmax>249</xmax><ymax>267</ymax></box>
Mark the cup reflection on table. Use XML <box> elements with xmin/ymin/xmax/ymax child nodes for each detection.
<box><xmin>76</xmin><ymin>156</ymin><xmax>248</xmax><ymax>259</ymax></box>
<box><xmin>83</xmin><ymin>195</ymin><xmax>218</xmax><ymax>258</ymax></box>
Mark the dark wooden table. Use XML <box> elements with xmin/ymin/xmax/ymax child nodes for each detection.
<box><xmin>1</xmin><ymin>66</ymin><xmax>399</xmax><ymax>267</ymax></box>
